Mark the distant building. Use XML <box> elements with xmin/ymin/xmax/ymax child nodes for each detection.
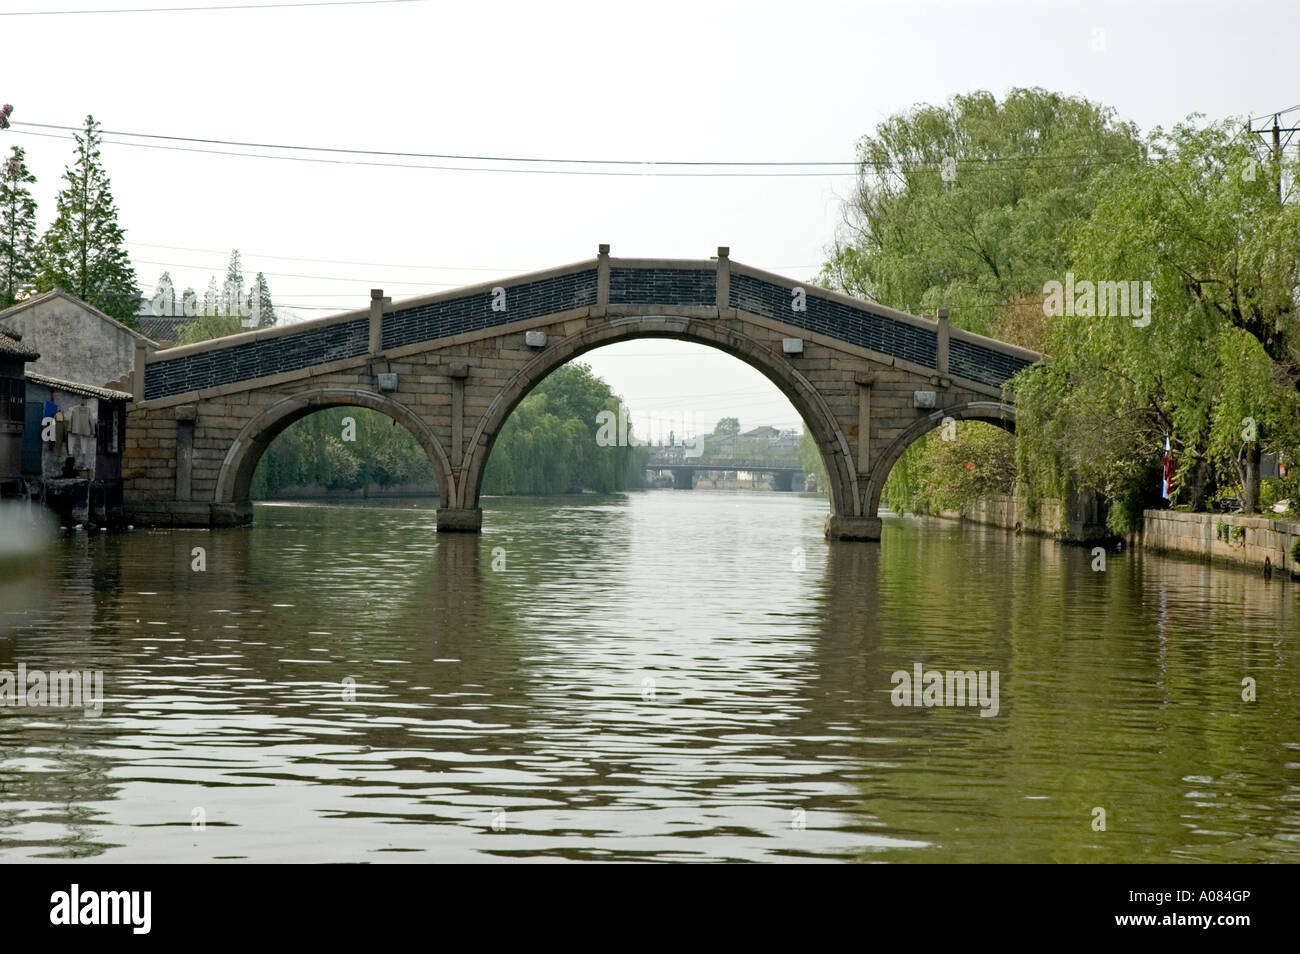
<box><xmin>136</xmin><ymin>309</ymin><xmax>191</xmax><ymax>349</ymax></box>
<box><xmin>741</xmin><ymin>425</ymin><xmax>781</xmax><ymax>440</ymax></box>
<box><xmin>0</xmin><ymin>288</ymin><xmax>158</xmax><ymax>391</ymax></box>
<box><xmin>0</xmin><ymin>328</ymin><xmax>39</xmax><ymax>494</ymax></box>
<box><xmin>136</xmin><ymin>294</ymin><xmax>276</xmax><ymax>348</ymax></box>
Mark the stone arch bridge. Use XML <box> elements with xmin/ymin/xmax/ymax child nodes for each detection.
<box><xmin>123</xmin><ymin>247</ymin><xmax>1038</xmax><ymax>540</ymax></box>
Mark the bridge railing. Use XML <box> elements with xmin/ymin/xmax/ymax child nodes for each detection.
<box><xmin>135</xmin><ymin>247</ymin><xmax>1041</xmax><ymax>404</ymax></box>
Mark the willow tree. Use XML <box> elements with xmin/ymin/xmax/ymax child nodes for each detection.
<box><xmin>482</xmin><ymin>362</ymin><xmax>647</xmax><ymax>496</ymax></box>
<box><xmin>825</xmin><ymin>89</ymin><xmax>1145</xmax><ymax>513</ymax></box>
<box><xmin>822</xmin><ymin>87</ymin><xmax>1143</xmax><ymax>337</ymax></box>
<box><xmin>1014</xmin><ymin>118</ymin><xmax>1300</xmax><ymax>520</ymax></box>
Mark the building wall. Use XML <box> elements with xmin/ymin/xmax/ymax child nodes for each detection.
<box><xmin>22</xmin><ymin>381</ymin><xmax>123</xmax><ymax>481</ymax></box>
<box><xmin>0</xmin><ymin>296</ymin><xmax>149</xmax><ymax>389</ymax></box>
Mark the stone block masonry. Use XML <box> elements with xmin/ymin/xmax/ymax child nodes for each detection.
<box><xmin>124</xmin><ymin>249</ymin><xmax>1041</xmax><ymax>541</ymax></box>
<box><xmin>1135</xmin><ymin>509</ymin><xmax>1300</xmax><ymax>575</ymax></box>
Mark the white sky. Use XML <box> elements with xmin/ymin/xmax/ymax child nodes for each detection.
<box><xmin>2</xmin><ymin>0</ymin><xmax>1295</xmax><ymax>434</ymax></box>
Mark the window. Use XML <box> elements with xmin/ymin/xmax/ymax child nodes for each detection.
<box><xmin>0</xmin><ymin>376</ymin><xmax>24</xmax><ymax>423</ymax></box>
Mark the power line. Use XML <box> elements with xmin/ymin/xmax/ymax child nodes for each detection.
<box><xmin>10</xmin><ymin>122</ymin><xmax>857</xmax><ymax>169</ymax></box>
<box><xmin>9</xmin><ymin>122</ymin><xmax>1171</xmax><ymax>175</ymax></box>
<box><xmin>132</xmin><ymin>258</ymin><xmax>461</xmax><ymax>287</ymax></box>
<box><xmin>1248</xmin><ymin>103</ymin><xmax>1300</xmax><ymax>123</ymax></box>
<box><xmin>5</xmin><ymin>128</ymin><xmax>857</xmax><ymax>178</ymax></box>
<box><xmin>0</xmin><ymin>0</ymin><xmax>424</xmax><ymax>15</ymax></box>
<box><xmin>130</xmin><ymin>246</ymin><xmax>818</xmax><ymax>286</ymax></box>
<box><xmin>128</xmin><ymin>241</ymin><xmax>816</xmax><ymax>273</ymax></box>
<box><xmin>13</xmin><ymin>99</ymin><xmax>1297</xmax><ymax>180</ymax></box>
<box><xmin>128</xmin><ymin>242</ymin><xmax>530</xmax><ymax>272</ymax></box>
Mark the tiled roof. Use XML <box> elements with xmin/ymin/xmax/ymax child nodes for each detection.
<box><xmin>25</xmin><ymin>371</ymin><xmax>132</xmax><ymax>401</ymax></box>
<box><xmin>138</xmin><ymin>315</ymin><xmax>189</xmax><ymax>344</ymax></box>
<box><xmin>0</xmin><ymin>328</ymin><xmax>38</xmax><ymax>361</ymax></box>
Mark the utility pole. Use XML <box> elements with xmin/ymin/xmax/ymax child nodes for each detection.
<box><xmin>1250</xmin><ymin>112</ymin><xmax>1300</xmax><ymax>203</ymax></box>
<box><xmin>1274</xmin><ymin>115</ymin><xmax>1282</xmax><ymax>202</ymax></box>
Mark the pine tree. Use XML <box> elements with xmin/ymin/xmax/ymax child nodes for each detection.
<box><xmin>34</xmin><ymin>115</ymin><xmax>139</xmax><ymax>324</ymax></box>
<box><xmin>181</xmin><ymin>286</ymin><xmax>197</xmax><ymax>317</ymax></box>
<box><xmin>250</xmin><ymin>271</ymin><xmax>275</xmax><ymax>328</ymax></box>
<box><xmin>0</xmin><ymin>145</ymin><xmax>38</xmax><ymax>308</ymax></box>
<box><xmin>222</xmin><ymin>249</ymin><xmax>244</xmax><ymax>319</ymax></box>
<box><xmin>203</xmin><ymin>276</ymin><xmax>219</xmax><ymax>316</ymax></box>
<box><xmin>150</xmin><ymin>270</ymin><xmax>176</xmax><ymax>316</ymax></box>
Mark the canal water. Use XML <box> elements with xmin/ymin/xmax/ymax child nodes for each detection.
<box><xmin>1</xmin><ymin>491</ymin><xmax>1297</xmax><ymax>862</ymax></box>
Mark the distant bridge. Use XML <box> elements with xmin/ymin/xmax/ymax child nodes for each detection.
<box><xmin>645</xmin><ymin>455</ymin><xmax>802</xmax><ymax>473</ymax></box>
<box><xmin>644</xmin><ymin>453</ymin><xmax>803</xmax><ymax>490</ymax></box>
<box><xmin>123</xmin><ymin>246</ymin><xmax>1038</xmax><ymax>541</ymax></box>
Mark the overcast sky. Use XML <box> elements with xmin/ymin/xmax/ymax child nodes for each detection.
<box><xmin>2</xmin><ymin>0</ymin><xmax>1296</xmax><ymax>435</ymax></box>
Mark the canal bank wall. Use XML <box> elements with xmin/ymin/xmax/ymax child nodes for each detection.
<box><xmin>958</xmin><ymin>494</ymin><xmax>1300</xmax><ymax>575</ymax></box>
<box><xmin>1130</xmin><ymin>509</ymin><xmax>1300</xmax><ymax>576</ymax></box>
<box><xmin>955</xmin><ymin>493</ymin><xmax>1110</xmax><ymax>543</ymax></box>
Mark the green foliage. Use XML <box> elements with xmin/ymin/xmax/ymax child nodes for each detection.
<box><xmin>0</xmin><ymin>145</ymin><xmax>38</xmax><ymax>308</ymax></box>
<box><xmin>482</xmin><ymin>362</ymin><xmax>648</xmax><ymax>496</ymax></box>
<box><xmin>797</xmin><ymin>429</ymin><xmax>828</xmax><ymax>493</ymax></box>
<box><xmin>883</xmin><ymin>423</ymin><xmax>1016</xmax><ymax>514</ymax></box>
<box><xmin>714</xmin><ymin>417</ymin><xmax>740</xmax><ymax>436</ymax></box>
<box><xmin>251</xmin><ymin>407</ymin><xmax>435</xmax><ymax>497</ymax></box>
<box><xmin>882</xmin><ymin>436</ymin><xmax>926</xmax><ymax>514</ymax></box>
<box><xmin>825</xmin><ymin>90</ymin><xmax>1300</xmax><ymax>523</ymax></box>
<box><xmin>250</xmin><ymin>271</ymin><xmax>275</xmax><ymax>328</ymax></box>
<box><xmin>1013</xmin><ymin>117</ymin><xmax>1300</xmax><ymax>515</ymax></box>
<box><xmin>1290</xmin><ymin>537</ymin><xmax>1300</xmax><ymax>563</ymax></box>
<box><xmin>1261</xmin><ymin>476</ymin><xmax>1295</xmax><ymax>514</ymax></box>
<box><xmin>33</xmin><ymin>115</ymin><xmax>139</xmax><ymax>325</ymax></box>
<box><xmin>822</xmin><ymin>87</ymin><xmax>1141</xmax><ymax>335</ymax></box>
<box><xmin>1106</xmin><ymin>483</ymin><xmax>1147</xmax><ymax>536</ymax></box>
<box><xmin>223</xmin><ymin>249</ymin><xmax>244</xmax><ymax>317</ymax></box>
<box><xmin>177</xmin><ymin>313</ymin><xmax>245</xmax><ymax>345</ymax></box>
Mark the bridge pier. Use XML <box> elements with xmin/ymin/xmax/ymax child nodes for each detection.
<box><xmin>771</xmin><ymin>471</ymin><xmax>795</xmax><ymax>492</ymax></box>
<box><xmin>825</xmin><ymin>515</ymin><xmax>882</xmax><ymax>541</ymax></box>
<box><xmin>436</xmin><ymin>507</ymin><xmax>483</xmax><ymax>533</ymax></box>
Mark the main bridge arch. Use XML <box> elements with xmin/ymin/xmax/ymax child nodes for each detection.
<box><xmin>458</xmin><ymin>315</ymin><xmax>858</xmax><ymax>523</ymax></box>
<box><xmin>122</xmin><ymin>246</ymin><xmax>1040</xmax><ymax>540</ymax></box>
